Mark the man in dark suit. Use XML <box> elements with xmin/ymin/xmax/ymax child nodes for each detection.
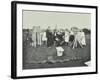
<box><xmin>46</xmin><ymin>26</ymin><xmax>54</xmax><ymax>47</ymax></box>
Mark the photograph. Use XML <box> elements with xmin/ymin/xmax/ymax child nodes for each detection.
<box><xmin>11</xmin><ymin>1</ymin><xmax>97</xmax><ymax>79</ymax></box>
<box><xmin>23</xmin><ymin>10</ymin><xmax>91</xmax><ymax>69</ymax></box>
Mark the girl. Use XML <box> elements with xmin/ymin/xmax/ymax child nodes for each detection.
<box><xmin>32</xmin><ymin>26</ymin><xmax>37</xmax><ymax>47</ymax></box>
<box><xmin>42</xmin><ymin>29</ymin><xmax>47</xmax><ymax>46</ymax></box>
<box><xmin>65</xmin><ymin>29</ymin><xmax>70</xmax><ymax>45</ymax></box>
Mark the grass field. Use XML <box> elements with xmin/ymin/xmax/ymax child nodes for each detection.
<box><xmin>23</xmin><ymin>35</ymin><xmax>90</xmax><ymax>69</ymax></box>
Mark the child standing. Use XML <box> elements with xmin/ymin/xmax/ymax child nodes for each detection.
<box><xmin>42</xmin><ymin>30</ymin><xmax>47</xmax><ymax>46</ymax></box>
<box><xmin>65</xmin><ymin>29</ymin><xmax>70</xmax><ymax>45</ymax></box>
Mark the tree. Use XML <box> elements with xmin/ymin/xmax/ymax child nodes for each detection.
<box><xmin>82</xmin><ymin>28</ymin><xmax>91</xmax><ymax>35</ymax></box>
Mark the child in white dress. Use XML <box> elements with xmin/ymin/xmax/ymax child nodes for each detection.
<box><xmin>56</xmin><ymin>46</ymin><xmax>64</xmax><ymax>57</ymax></box>
<box><xmin>65</xmin><ymin>29</ymin><xmax>70</xmax><ymax>45</ymax></box>
<box><xmin>80</xmin><ymin>31</ymin><xmax>86</xmax><ymax>46</ymax></box>
<box><xmin>32</xmin><ymin>26</ymin><xmax>37</xmax><ymax>47</ymax></box>
<box><xmin>42</xmin><ymin>30</ymin><xmax>47</xmax><ymax>45</ymax></box>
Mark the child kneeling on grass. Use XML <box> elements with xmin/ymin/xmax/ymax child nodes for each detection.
<box><xmin>56</xmin><ymin>46</ymin><xmax>64</xmax><ymax>57</ymax></box>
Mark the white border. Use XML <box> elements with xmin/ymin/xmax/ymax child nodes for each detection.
<box><xmin>17</xmin><ymin>3</ymin><xmax>96</xmax><ymax>77</ymax></box>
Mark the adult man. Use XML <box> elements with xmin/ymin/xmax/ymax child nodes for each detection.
<box><xmin>46</xmin><ymin>26</ymin><xmax>53</xmax><ymax>47</ymax></box>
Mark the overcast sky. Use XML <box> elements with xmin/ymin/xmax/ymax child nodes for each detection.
<box><xmin>23</xmin><ymin>10</ymin><xmax>91</xmax><ymax>30</ymax></box>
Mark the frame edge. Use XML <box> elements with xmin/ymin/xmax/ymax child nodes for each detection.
<box><xmin>11</xmin><ymin>1</ymin><xmax>17</xmax><ymax>79</ymax></box>
<box><xmin>11</xmin><ymin>1</ymin><xmax>98</xmax><ymax>79</ymax></box>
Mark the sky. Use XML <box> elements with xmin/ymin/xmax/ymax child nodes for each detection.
<box><xmin>23</xmin><ymin>10</ymin><xmax>91</xmax><ymax>30</ymax></box>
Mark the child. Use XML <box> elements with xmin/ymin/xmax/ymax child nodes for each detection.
<box><xmin>56</xmin><ymin>46</ymin><xmax>64</xmax><ymax>57</ymax></box>
<box><xmin>42</xmin><ymin>30</ymin><xmax>47</xmax><ymax>46</ymax></box>
<box><xmin>65</xmin><ymin>29</ymin><xmax>70</xmax><ymax>45</ymax></box>
<box><xmin>80</xmin><ymin>30</ymin><xmax>86</xmax><ymax>46</ymax></box>
<box><xmin>32</xmin><ymin>26</ymin><xmax>37</xmax><ymax>47</ymax></box>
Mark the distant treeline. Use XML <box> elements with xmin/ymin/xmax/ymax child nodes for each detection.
<box><xmin>82</xmin><ymin>28</ymin><xmax>91</xmax><ymax>35</ymax></box>
<box><xmin>23</xmin><ymin>28</ymin><xmax>91</xmax><ymax>35</ymax></box>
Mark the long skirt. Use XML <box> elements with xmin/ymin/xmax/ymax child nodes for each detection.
<box><xmin>32</xmin><ymin>33</ymin><xmax>37</xmax><ymax>47</ymax></box>
<box><xmin>37</xmin><ymin>33</ymin><xmax>42</xmax><ymax>46</ymax></box>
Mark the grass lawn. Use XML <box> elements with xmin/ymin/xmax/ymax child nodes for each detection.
<box><xmin>23</xmin><ymin>35</ymin><xmax>90</xmax><ymax>69</ymax></box>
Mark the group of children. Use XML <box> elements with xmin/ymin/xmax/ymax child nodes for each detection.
<box><xmin>30</xmin><ymin>26</ymin><xmax>86</xmax><ymax>49</ymax></box>
<box><xmin>23</xmin><ymin>26</ymin><xmax>87</xmax><ymax>57</ymax></box>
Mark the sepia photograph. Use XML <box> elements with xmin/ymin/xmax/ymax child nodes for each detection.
<box><xmin>11</xmin><ymin>1</ymin><xmax>97</xmax><ymax>79</ymax></box>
